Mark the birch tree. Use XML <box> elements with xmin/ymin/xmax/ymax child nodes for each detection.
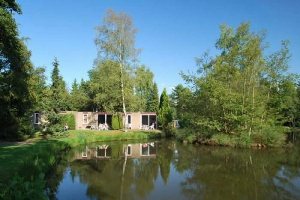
<box><xmin>95</xmin><ymin>9</ymin><xmax>140</xmax><ymax>132</ymax></box>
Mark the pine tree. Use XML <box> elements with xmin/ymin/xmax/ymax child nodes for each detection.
<box><xmin>158</xmin><ymin>88</ymin><xmax>173</xmax><ymax>127</ymax></box>
<box><xmin>147</xmin><ymin>82</ymin><xmax>159</xmax><ymax>113</ymax></box>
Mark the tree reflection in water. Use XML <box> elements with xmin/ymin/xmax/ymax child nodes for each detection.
<box><xmin>47</xmin><ymin>140</ymin><xmax>300</xmax><ymax>200</ymax></box>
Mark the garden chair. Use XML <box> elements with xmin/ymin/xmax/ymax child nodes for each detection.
<box><xmin>99</xmin><ymin>124</ymin><xmax>104</xmax><ymax>131</ymax></box>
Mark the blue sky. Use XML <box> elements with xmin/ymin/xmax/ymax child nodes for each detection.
<box><xmin>15</xmin><ymin>0</ymin><xmax>300</xmax><ymax>94</ymax></box>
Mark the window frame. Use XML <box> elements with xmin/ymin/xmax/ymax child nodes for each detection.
<box><xmin>83</xmin><ymin>114</ymin><xmax>88</xmax><ymax>124</ymax></box>
<box><xmin>34</xmin><ymin>113</ymin><xmax>40</xmax><ymax>124</ymax></box>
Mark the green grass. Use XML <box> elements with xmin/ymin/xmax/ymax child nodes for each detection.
<box><xmin>0</xmin><ymin>129</ymin><xmax>162</xmax><ymax>183</ymax></box>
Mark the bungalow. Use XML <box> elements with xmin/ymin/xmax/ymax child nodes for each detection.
<box><xmin>33</xmin><ymin>111</ymin><xmax>157</xmax><ymax>130</ymax></box>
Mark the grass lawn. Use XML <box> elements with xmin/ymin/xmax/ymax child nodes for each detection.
<box><xmin>0</xmin><ymin>129</ymin><xmax>162</xmax><ymax>183</ymax></box>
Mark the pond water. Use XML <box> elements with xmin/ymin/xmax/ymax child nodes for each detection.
<box><xmin>46</xmin><ymin>139</ymin><xmax>300</xmax><ymax>200</ymax></box>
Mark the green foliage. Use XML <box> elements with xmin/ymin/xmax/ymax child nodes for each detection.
<box><xmin>177</xmin><ymin>22</ymin><xmax>299</xmax><ymax>147</ymax></box>
<box><xmin>252</xmin><ymin>127</ymin><xmax>287</xmax><ymax>147</ymax></box>
<box><xmin>158</xmin><ymin>88</ymin><xmax>173</xmax><ymax>128</ymax></box>
<box><xmin>49</xmin><ymin>58</ymin><xmax>71</xmax><ymax>112</ymax></box>
<box><xmin>0</xmin><ymin>1</ymin><xmax>35</xmax><ymax>139</ymax></box>
<box><xmin>112</xmin><ymin>114</ymin><xmax>123</xmax><ymax>130</ymax></box>
<box><xmin>212</xmin><ymin>134</ymin><xmax>232</xmax><ymax>146</ymax></box>
<box><xmin>170</xmin><ymin>84</ymin><xmax>192</xmax><ymax>121</ymax></box>
<box><xmin>95</xmin><ymin>9</ymin><xmax>140</xmax><ymax>124</ymax></box>
<box><xmin>0</xmin><ymin>173</ymin><xmax>47</xmax><ymax>200</ymax></box>
<box><xmin>87</xmin><ymin>60</ymin><xmax>132</xmax><ymax>112</ymax></box>
<box><xmin>70</xmin><ymin>79</ymin><xmax>90</xmax><ymax>111</ymax></box>
<box><xmin>60</xmin><ymin>114</ymin><xmax>75</xmax><ymax>130</ymax></box>
<box><xmin>162</xmin><ymin>122</ymin><xmax>177</xmax><ymax>137</ymax></box>
<box><xmin>147</xmin><ymin>82</ymin><xmax>159</xmax><ymax>113</ymax></box>
<box><xmin>135</xmin><ymin>65</ymin><xmax>155</xmax><ymax>112</ymax></box>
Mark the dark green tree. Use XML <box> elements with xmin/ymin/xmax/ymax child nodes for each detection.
<box><xmin>147</xmin><ymin>82</ymin><xmax>159</xmax><ymax>113</ymax></box>
<box><xmin>134</xmin><ymin>65</ymin><xmax>154</xmax><ymax>112</ymax></box>
<box><xmin>158</xmin><ymin>88</ymin><xmax>172</xmax><ymax>128</ymax></box>
<box><xmin>87</xmin><ymin>60</ymin><xmax>135</xmax><ymax>112</ymax></box>
<box><xmin>0</xmin><ymin>0</ymin><xmax>34</xmax><ymax>138</ymax></box>
<box><xmin>46</xmin><ymin>58</ymin><xmax>71</xmax><ymax>129</ymax></box>
<box><xmin>70</xmin><ymin>79</ymin><xmax>89</xmax><ymax>111</ymax></box>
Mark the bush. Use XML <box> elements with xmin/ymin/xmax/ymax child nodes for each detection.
<box><xmin>60</xmin><ymin>114</ymin><xmax>75</xmax><ymax>130</ymax></box>
<box><xmin>178</xmin><ymin>118</ymin><xmax>190</xmax><ymax>128</ymax></box>
<box><xmin>0</xmin><ymin>174</ymin><xmax>47</xmax><ymax>200</ymax></box>
<box><xmin>112</xmin><ymin>114</ymin><xmax>123</xmax><ymax>130</ymax></box>
<box><xmin>212</xmin><ymin>134</ymin><xmax>233</xmax><ymax>146</ymax></box>
<box><xmin>252</xmin><ymin>126</ymin><xmax>287</xmax><ymax>147</ymax></box>
<box><xmin>163</xmin><ymin>122</ymin><xmax>177</xmax><ymax>137</ymax></box>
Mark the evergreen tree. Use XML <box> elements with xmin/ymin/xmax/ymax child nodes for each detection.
<box><xmin>135</xmin><ymin>65</ymin><xmax>154</xmax><ymax>112</ymax></box>
<box><xmin>46</xmin><ymin>58</ymin><xmax>71</xmax><ymax>128</ymax></box>
<box><xmin>158</xmin><ymin>88</ymin><xmax>172</xmax><ymax>127</ymax></box>
<box><xmin>147</xmin><ymin>82</ymin><xmax>159</xmax><ymax>113</ymax></box>
<box><xmin>70</xmin><ymin>79</ymin><xmax>89</xmax><ymax>111</ymax></box>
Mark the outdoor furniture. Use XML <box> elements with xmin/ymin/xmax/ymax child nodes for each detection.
<box><xmin>140</xmin><ymin>125</ymin><xmax>149</xmax><ymax>130</ymax></box>
<box><xmin>104</xmin><ymin>123</ymin><xmax>109</xmax><ymax>130</ymax></box>
<box><xmin>99</xmin><ymin>124</ymin><xmax>105</xmax><ymax>131</ymax></box>
<box><xmin>149</xmin><ymin>123</ymin><xmax>154</xmax><ymax>130</ymax></box>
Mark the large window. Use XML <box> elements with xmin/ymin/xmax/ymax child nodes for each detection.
<box><xmin>83</xmin><ymin>114</ymin><xmax>88</xmax><ymax>124</ymax></box>
<box><xmin>34</xmin><ymin>113</ymin><xmax>40</xmax><ymax>124</ymax></box>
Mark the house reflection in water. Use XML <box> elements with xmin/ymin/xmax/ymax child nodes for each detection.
<box><xmin>74</xmin><ymin>142</ymin><xmax>158</xmax><ymax>160</ymax></box>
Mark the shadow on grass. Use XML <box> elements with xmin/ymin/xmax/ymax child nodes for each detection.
<box><xmin>0</xmin><ymin>139</ymin><xmax>69</xmax><ymax>183</ymax></box>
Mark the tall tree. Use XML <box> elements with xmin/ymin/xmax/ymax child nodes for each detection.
<box><xmin>70</xmin><ymin>79</ymin><xmax>89</xmax><ymax>111</ymax></box>
<box><xmin>95</xmin><ymin>9</ymin><xmax>140</xmax><ymax>132</ymax></box>
<box><xmin>47</xmin><ymin>58</ymin><xmax>71</xmax><ymax>126</ymax></box>
<box><xmin>87</xmin><ymin>60</ymin><xmax>131</xmax><ymax>112</ymax></box>
<box><xmin>147</xmin><ymin>82</ymin><xmax>159</xmax><ymax>113</ymax></box>
<box><xmin>135</xmin><ymin>65</ymin><xmax>154</xmax><ymax>112</ymax></box>
<box><xmin>180</xmin><ymin>22</ymin><xmax>297</xmax><ymax>146</ymax></box>
<box><xmin>28</xmin><ymin>66</ymin><xmax>50</xmax><ymax>111</ymax></box>
<box><xmin>170</xmin><ymin>84</ymin><xmax>192</xmax><ymax>120</ymax></box>
<box><xmin>158</xmin><ymin>88</ymin><xmax>172</xmax><ymax>128</ymax></box>
<box><xmin>0</xmin><ymin>0</ymin><xmax>34</xmax><ymax>138</ymax></box>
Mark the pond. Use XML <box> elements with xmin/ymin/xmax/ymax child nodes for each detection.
<box><xmin>46</xmin><ymin>139</ymin><xmax>300</xmax><ymax>200</ymax></box>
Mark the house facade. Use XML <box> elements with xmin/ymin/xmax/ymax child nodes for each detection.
<box><xmin>33</xmin><ymin>111</ymin><xmax>157</xmax><ymax>130</ymax></box>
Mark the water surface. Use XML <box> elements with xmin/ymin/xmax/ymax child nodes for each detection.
<box><xmin>47</xmin><ymin>139</ymin><xmax>300</xmax><ymax>200</ymax></box>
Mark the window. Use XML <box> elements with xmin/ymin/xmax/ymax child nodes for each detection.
<box><xmin>83</xmin><ymin>114</ymin><xmax>88</xmax><ymax>124</ymax></box>
<box><xmin>128</xmin><ymin>115</ymin><xmax>131</xmax><ymax>124</ymax></box>
<box><xmin>82</xmin><ymin>146</ymin><xmax>87</xmax><ymax>158</ymax></box>
<box><xmin>140</xmin><ymin>142</ymin><xmax>156</xmax><ymax>156</ymax></box>
<box><xmin>34</xmin><ymin>113</ymin><xmax>40</xmax><ymax>124</ymax></box>
<box><xmin>127</xmin><ymin>145</ymin><xmax>132</xmax><ymax>156</ymax></box>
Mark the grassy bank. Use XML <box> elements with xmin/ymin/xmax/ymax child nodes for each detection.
<box><xmin>0</xmin><ymin>130</ymin><xmax>162</xmax><ymax>199</ymax></box>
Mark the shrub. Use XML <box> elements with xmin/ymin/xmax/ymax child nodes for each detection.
<box><xmin>163</xmin><ymin>122</ymin><xmax>177</xmax><ymax>137</ymax></box>
<box><xmin>212</xmin><ymin>134</ymin><xmax>232</xmax><ymax>146</ymax></box>
<box><xmin>112</xmin><ymin>114</ymin><xmax>123</xmax><ymax>130</ymax></box>
<box><xmin>0</xmin><ymin>174</ymin><xmax>47</xmax><ymax>200</ymax></box>
<box><xmin>178</xmin><ymin>118</ymin><xmax>190</xmax><ymax>128</ymax></box>
<box><xmin>60</xmin><ymin>114</ymin><xmax>75</xmax><ymax>130</ymax></box>
<box><xmin>252</xmin><ymin>126</ymin><xmax>287</xmax><ymax>147</ymax></box>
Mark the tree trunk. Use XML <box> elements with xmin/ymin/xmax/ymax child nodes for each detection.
<box><xmin>120</xmin><ymin>62</ymin><xmax>127</xmax><ymax>132</ymax></box>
